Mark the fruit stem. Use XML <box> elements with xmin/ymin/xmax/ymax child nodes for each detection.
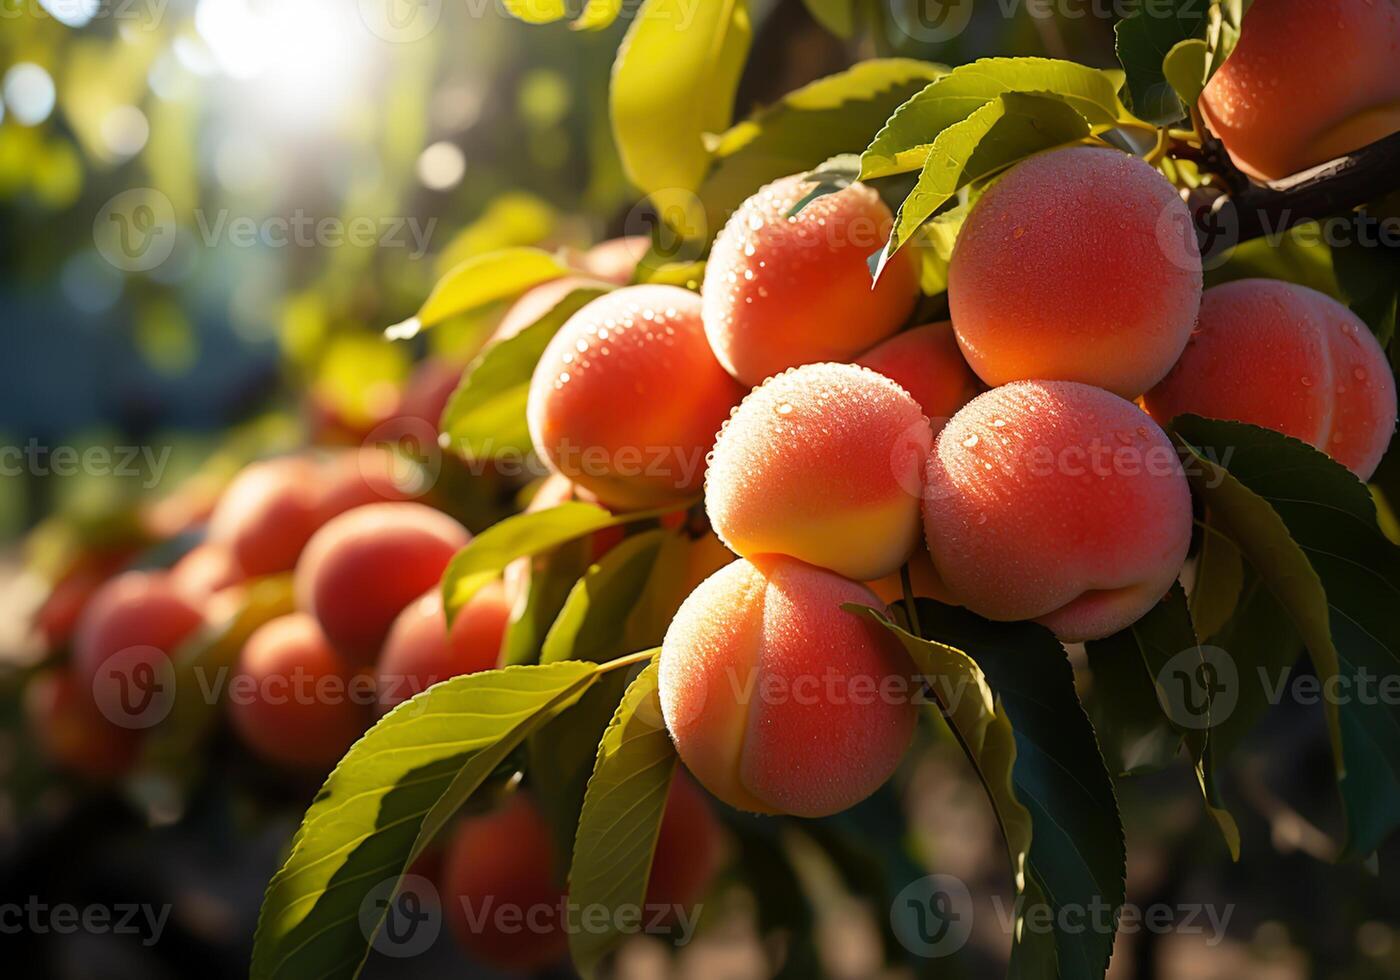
<box><xmin>900</xmin><ymin>563</ymin><xmax>923</xmax><ymax>639</ymax></box>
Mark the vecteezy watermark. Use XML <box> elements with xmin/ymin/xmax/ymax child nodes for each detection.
<box><xmin>883</xmin><ymin>0</ymin><xmax>1214</xmax><ymax>43</ymax></box>
<box><xmin>0</xmin><ymin>440</ymin><xmax>173</xmax><ymax>489</ymax></box>
<box><xmin>359</xmin><ymin>874</ymin><xmax>442</xmax><ymax>958</ymax></box>
<box><xmin>91</xmin><ymin>646</ymin><xmax>178</xmax><ymax>730</ymax></box>
<box><xmin>891</xmin><ymin>874</ymin><xmax>1235</xmax><ymax>958</ymax></box>
<box><xmin>1</xmin><ymin>0</ymin><xmax>169</xmax><ymax>32</ymax></box>
<box><xmin>93</xmin><ymin>188</ymin><xmax>436</xmax><ymax>272</ymax></box>
<box><xmin>0</xmin><ymin>897</ymin><xmax>171</xmax><ymax>946</ymax></box>
<box><xmin>361</xmin><ymin>417</ymin><xmax>443</xmax><ymax>498</ymax></box>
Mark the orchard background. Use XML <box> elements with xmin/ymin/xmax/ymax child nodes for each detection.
<box><xmin>3</xmin><ymin>1</ymin><xmax>1400</xmax><ymax>978</ymax></box>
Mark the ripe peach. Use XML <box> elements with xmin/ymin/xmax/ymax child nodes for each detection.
<box><xmin>526</xmin><ymin>285</ymin><xmax>745</xmax><ymax>510</ymax></box>
<box><xmin>702</xmin><ymin>174</ymin><xmax>918</xmax><ymax>387</ymax></box>
<box><xmin>442</xmin><ymin>792</ymin><xmax>568</xmax><ymax>972</ymax></box>
<box><xmin>207</xmin><ymin>456</ymin><xmax>325</xmax><ymax>577</ymax></box>
<box><xmin>170</xmin><ymin>543</ymin><xmax>244</xmax><ymax>601</ymax></box>
<box><xmin>26</xmin><ymin>669</ymin><xmax>140</xmax><ymax>781</ymax></box>
<box><xmin>73</xmin><ymin>571</ymin><xmax>205</xmax><ymax>713</ymax></box>
<box><xmin>865</xmin><ymin>548</ymin><xmax>958</xmax><ymax>608</ymax></box>
<box><xmin>226</xmin><ymin>613</ymin><xmax>371</xmax><ymax>770</ymax></box>
<box><xmin>1143</xmin><ymin>279</ymin><xmax>1397</xmax><ymax>480</ymax></box>
<box><xmin>855</xmin><ymin>321</ymin><xmax>982</xmax><ymax>430</ymax></box>
<box><xmin>316</xmin><ymin>447</ymin><xmax>416</xmax><ymax>517</ymax></box>
<box><xmin>646</xmin><ymin>773</ymin><xmax>723</xmax><ymax>914</ymax></box>
<box><xmin>294</xmin><ymin>503</ymin><xmax>470</xmax><ymax>665</ymax></box>
<box><xmin>923</xmin><ymin>381</ymin><xmax>1192</xmax><ymax>642</ymax></box>
<box><xmin>659</xmin><ymin>556</ymin><xmax>918</xmax><ymax>817</ymax></box>
<box><xmin>705</xmin><ymin>362</ymin><xmax>931</xmax><ymax>581</ymax></box>
<box><xmin>35</xmin><ymin>550</ymin><xmax>130</xmax><ymax>652</ymax></box>
<box><xmin>374</xmin><ymin>582</ymin><xmax>510</xmax><ymax>712</ymax></box>
<box><xmin>947</xmin><ymin>146</ymin><xmax>1202</xmax><ymax>399</ymax></box>
<box><xmin>1200</xmin><ymin>0</ymin><xmax>1400</xmax><ymax>181</ymax></box>
<box><xmin>493</xmin><ymin>275</ymin><xmax>610</xmax><ymax>345</ymax></box>
<box><xmin>580</xmin><ymin>235</ymin><xmax>648</xmax><ymax>284</ymax></box>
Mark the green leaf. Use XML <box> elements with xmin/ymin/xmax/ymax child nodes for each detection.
<box><xmin>500</xmin><ymin>539</ymin><xmax>591</xmax><ymax>668</ymax></box>
<box><xmin>861</xmin><ymin>58</ymin><xmax>1134</xmax><ymax>180</ymax></box>
<box><xmin>502</xmin><ymin>0</ymin><xmax>566</xmax><ymax>24</ymax></box>
<box><xmin>1173</xmin><ymin>415</ymin><xmax>1400</xmax><ymax>858</ymax></box>
<box><xmin>438</xmin><ymin>284</ymin><xmax>608</xmax><ymax>461</ymax></box>
<box><xmin>1162</xmin><ymin>38</ymin><xmax>1209</xmax><ymax>108</ymax></box>
<box><xmin>611</xmin><ymin>0</ymin><xmax>752</xmax><ymax>204</ymax></box>
<box><xmin>801</xmin><ymin>0</ymin><xmax>856</xmax><ymax>37</ymax></box>
<box><xmin>250</xmin><ymin>661</ymin><xmax>601</xmax><ymax>980</ymax></box>
<box><xmin>857</xmin><ymin>603</ymin><xmax>1126</xmax><ymax>980</ymax></box>
<box><xmin>386</xmin><ymin>247</ymin><xmax>571</xmax><ymax>339</ymax></box>
<box><xmin>1114</xmin><ymin>0</ymin><xmax>1208</xmax><ymax>125</ymax></box>
<box><xmin>1205</xmin><ymin>221</ymin><xmax>1340</xmax><ymax>297</ymax></box>
<box><xmin>699</xmin><ymin>58</ymin><xmax>945</xmax><ymax>233</ymax></box>
<box><xmin>567</xmin><ymin>658</ymin><xmax>677</xmax><ymax>978</ymax></box>
<box><xmin>1191</xmin><ymin>512</ymin><xmax>1245</xmax><ymax>641</ymax></box>
<box><xmin>882</xmin><ymin>92</ymin><xmax>1092</xmax><ymax>262</ymax></box>
<box><xmin>530</xmin><ymin>533</ymin><xmax>667</xmax><ymax>861</ymax></box>
<box><xmin>1332</xmin><ymin>226</ymin><xmax>1400</xmax><ymax>347</ymax></box>
<box><xmin>441</xmin><ymin>502</ymin><xmax>621</xmax><ymax>623</ymax></box>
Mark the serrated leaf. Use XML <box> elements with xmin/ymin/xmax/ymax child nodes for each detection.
<box><xmin>861</xmin><ymin>602</ymin><xmax>1127</xmax><ymax>980</ymax></box>
<box><xmin>882</xmin><ymin>92</ymin><xmax>1092</xmax><ymax>262</ymax></box>
<box><xmin>1173</xmin><ymin>415</ymin><xmax>1400</xmax><ymax>858</ymax></box>
<box><xmin>568</xmin><ymin>658</ymin><xmax>676</xmax><ymax>978</ymax></box>
<box><xmin>387</xmin><ymin>247</ymin><xmax>570</xmax><ymax>339</ymax></box>
<box><xmin>611</xmin><ymin>0</ymin><xmax>751</xmax><ymax>201</ymax></box>
<box><xmin>438</xmin><ymin>284</ymin><xmax>607</xmax><ymax>460</ymax></box>
<box><xmin>250</xmin><ymin>661</ymin><xmax>601</xmax><ymax>980</ymax></box>
<box><xmin>1114</xmin><ymin>0</ymin><xmax>1208</xmax><ymax>125</ymax></box>
<box><xmin>861</xmin><ymin>58</ymin><xmax>1134</xmax><ymax>180</ymax></box>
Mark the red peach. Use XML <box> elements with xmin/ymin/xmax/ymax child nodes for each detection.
<box><xmin>207</xmin><ymin>456</ymin><xmax>325</xmax><ymax>577</ymax></box>
<box><xmin>856</xmin><ymin>321</ymin><xmax>982</xmax><ymax>431</ymax></box>
<box><xmin>374</xmin><ymin>582</ymin><xmax>510</xmax><ymax>712</ymax></box>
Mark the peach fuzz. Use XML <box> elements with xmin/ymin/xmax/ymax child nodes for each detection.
<box><xmin>856</xmin><ymin>321</ymin><xmax>981</xmax><ymax>431</ymax></box>
<box><xmin>226</xmin><ymin>613</ymin><xmax>371</xmax><ymax>771</ymax></box>
<box><xmin>705</xmin><ymin>362</ymin><xmax>931</xmax><ymax>581</ymax></box>
<box><xmin>1144</xmin><ymin>279</ymin><xmax>1396</xmax><ymax>481</ymax></box>
<box><xmin>73</xmin><ymin>571</ymin><xmax>206</xmax><ymax>702</ymax></box>
<box><xmin>26</xmin><ymin>669</ymin><xmax>141</xmax><ymax>782</ymax></box>
<box><xmin>947</xmin><ymin>146</ymin><xmax>1201</xmax><ymax>399</ymax></box>
<box><xmin>526</xmin><ymin>284</ymin><xmax>745</xmax><ymax>510</ymax></box>
<box><xmin>295</xmin><ymin>502</ymin><xmax>470</xmax><ymax>665</ymax></box>
<box><xmin>923</xmin><ymin>381</ymin><xmax>1192</xmax><ymax>642</ymax></box>
<box><xmin>1200</xmin><ymin>0</ymin><xmax>1400</xmax><ymax>181</ymax></box>
<box><xmin>207</xmin><ymin>455</ymin><xmax>325</xmax><ymax>577</ymax></box>
<box><xmin>659</xmin><ymin>556</ymin><xmax>918</xmax><ymax>817</ymax></box>
<box><xmin>374</xmin><ymin>582</ymin><xmax>510</xmax><ymax>712</ymax></box>
<box><xmin>702</xmin><ymin>174</ymin><xmax>918</xmax><ymax>387</ymax></box>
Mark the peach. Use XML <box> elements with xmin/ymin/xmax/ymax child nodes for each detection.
<box><xmin>35</xmin><ymin>550</ymin><xmax>130</xmax><ymax>652</ymax></box>
<box><xmin>170</xmin><ymin>543</ymin><xmax>244</xmax><ymax>601</ymax></box>
<box><xmin>702</xmin><ymin>174</ymin><xmax>918</xmax><ymax>387</ymax></box>
<box><xmin>441</xmin><ymin>792</ymin><xmax>568</xmax><ymax>972</ymax></box>
<box><xmin>659</xmin><ymin>556</ymin><xmax>918</xmax><ymax>817</ymax></box>
<box><xmin>493</xmin><ymin>275</ymin><xmax>611</xmax><ymax>345</ymax></box>
<box><xmin>1144</xmin><ymin>279</ymin><xmax>1397</xmax><ymax>480</ymax></box>
<box><xmin>396</xmin><ymin>358</ymin><xmax>463</xmax><ymax>433</ymax></box>
<box><xmin>865</xmin><ymin>547</ymin><xmax>958</xmax><ymax>608</ymax></box>
<box><xmin>855</xmin><ymin>321</ymin><xmax>982</xmax><ymax>430</ymax></box>
<box><xmin>526</xmin><ymin>285</ymin><xmax>745</xmax><ymax>510</ymax></box>
<box><xmin>226</xmin><ymin>613</ymin><xmax>371</xmax><ymax>770</ymax></box>
<box><xmin>646</xmin><ymin>773</ymin><xmax>723</xmax><ymax>914</ymax></box>
<box><xmin>1200</xmin><ymin>0</ymin><xmax>1400</xmax><ymax>181</ymax></box>
<box><xmin>295</xmin><ymin>503</ymin><xmax>470</xmax><ymax>665</ymax></box>
<box><xmin>947</xmin><ymin>146</ymin><xmax>1202</xmax><ymax>399</ymax></box>
<box><xmin>316</xmin><ymin>447</ymin><xmax>416</xmax><ymax>517</ymax></box>
<box><xmin>73</xmin><ymin>571</ymin><xmax>205</xmax><ymax>717</ymax></box>
<box><xmin>26</xmin><ymin>669</ymin><xmax>140</xmax><ymax>781</ymax></box>
<box><xmin>705</xmin><ymin>362</ymin><xmax>931</xmax><ymax>581</ymax></box>
<box><xmin>923</xmin><ymin>381</ymin><xmax>1192</xmax><ymax>642</ymax></box>
<box><xmin>207</xmin><ymin>456</ymin><xmax>325</xmax><ymax>577</ymax></box>
<box><xmin>374</xmin><ymin>582</ymin><xmax>510</xmax><ymax>712</ymax></box>
<box><xmin>580</xmin><ymin>235</ymin><xmax>648</xmax><ymax>284</ymax></box>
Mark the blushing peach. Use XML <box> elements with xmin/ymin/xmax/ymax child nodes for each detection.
<box><xmin>374</xmin><ymin>582</ymin><xmax>510</xmax><ymax>712</ymax></box>
<box><xmin>646</xmin><ymin>773</ymin><xmax>723</xmax><ymax>914</ymax></box>
<box><xmin>26</xmin><ymin>669</ymin><xmax>140</xmax><ymax>781</ymax></box>
<box><xmin>441</xmin><ymin>792</ymin><xmax>568</xmax><ymax>973</ymax></box>
<box><xmin>35</xmin><ymin>550</ymin><xmax>130</xmax><ymax>652</ymax></box>
<box><xmin>947</xmin><ymin>146</ymin><xmax>1202</xmax><ymax>399</ymax></box>
<box><xmin>659</xmin><ymin>556</ymin><xmax>918</xmax><ymax>817</ymax></box>
<box><xmin>705</xmin><ymin>362</ymin><xmax>931</xmax><ymax>581</ymax></box>
<box><xmin>207</xmin><ymin>456</ymin><xmax>325</xmax><ymax>577</ymax></box>
<box><xmin>1144</xmin><ymin>279</ymin><xmax>1396</xmax><ymax>480</ymax></box>
<box><xmin>226</xmin><ymin>613</ymin><xmax>371</xmax><ymax>770</ymax></box>
<box><xmin>294</xmin><ymin>503</ymin><xmax>470</xmax><ymax>665</ymax></box>
<box><xmin>702</xmin><ymin>174</ymin><xmax>918</xmax><ymax>387</ymax></box>
<box><xmin>527</xmin><ymin>285</ymin><xmax>745</xmax><ymax>510</ymax></box>
<box><xmin>856</xmin><ymin>321</ymin><xmax>981</xmax><ymax>430</ymax></box>
<box><xmin>73</xmin><ymin>571</ymin><xmax>205</xmax><ymax>711</ymax></box>
<box><xmin>923</xmin><ymin>381</ymin><xmax>1192</xmax><ymax>642</ymax></box>
<box><xmin>317</xmin><ymin>447</ymin><xmax>416</xmax><ymax>518</ymax></box>
<box><xmin>170</xmin><ymin>543</ymin><xmax>244</xmax><ymax>601</ymax></box>
<box><xmin>1200</xmin><ymin>0</ymin><xmax>1400</xmax><ymax>181</ymax></box>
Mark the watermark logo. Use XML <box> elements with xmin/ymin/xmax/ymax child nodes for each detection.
<box><xmin>891</xmin><ymin>874</ymin><xmax>974</xmax><ymax>957</ymax></box>
<box><xmin>91</xmin><ymin>646</ymin><xmax>177</xmax><ymax>729</ymax></box>
<box><xmin>888</xmin><ymin>0</ymin><xmax>976</xmax><ymax>43</ymax></box>
<box><xmin>362</xmin><ymin>417</ymin><xmax>443</xmax><ymax>498</ymax></box>
<box><xmin>359</xmin><ymin>874</ymin><xmax>442</xmax><ymax>957</ymax></box>
<box><xmin>1155</xmin><ymin>644</ymin><xmax>1237</xmax><ymax>730</ymax></box>
<box><xmin>93</xmin><ymin>188</ymin><xmax>176</xmax><ymax>272</ymax></box>
<box><xmin>358</xmin><ymin>0</ymin><xmax>442</xmax><ymax>42</ymax></box>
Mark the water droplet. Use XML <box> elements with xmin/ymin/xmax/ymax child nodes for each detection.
<box><xmin>1353</xmin><ymin>366</ymin><xmax>1367</xmax><ymax>381</ymax></box>
<box><xmin>975</xmin><ymin>513</ymin><xmax>988</xmax><ymax>525</ymax></box>
<box><xmin>777</xmin><ymin>403</ymin><xmax>794</xmax><ymax>415</ymax></box>
<box><xmin>1114</xmin><ymin>430</ymin><xmax>1133</xmax><ymax>446</ymax></box>
<box><xmin>962</xmin><ymin>433</ymin><xmax>979</xmax><ymax>448</ymax></box>
<box><xmin>1300</xmin><ymin>375</ymin><xmax>1314</xmax><ymax>387</ymax></box>
<box><xmin>992</xmin><ymin>418</ymin><xmax>1006</xmax><ymax>428</ymax></box>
